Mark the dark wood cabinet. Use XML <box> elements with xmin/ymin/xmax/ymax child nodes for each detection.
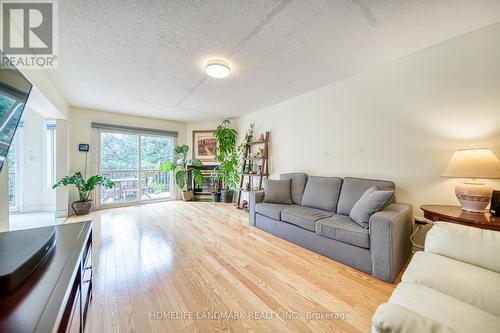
<box><xmin>81</xmin><ymin>242</ymin><xmax>93</xmax><ymax>332</ymax></box>
<box><xmin>0</xmin><ymin>222</ymin><xmax>92</xmax><ymax>333</ymax></box>
<box><xmin>63</xmin><ymin>282</ymin><xmax>81</xmax><ymax>333</ymax></box>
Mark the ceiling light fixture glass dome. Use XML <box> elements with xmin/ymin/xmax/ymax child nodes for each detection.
<box><xmin>205</xmin><ymin>60</ymin><xmax>231</xmax><ymax>78</ymax></box>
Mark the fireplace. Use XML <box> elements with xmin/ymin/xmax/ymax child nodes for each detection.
<box><xmin>188</xmin><ymin>165</ymin><xmax>220</xmax><ymax>200</ymax></box>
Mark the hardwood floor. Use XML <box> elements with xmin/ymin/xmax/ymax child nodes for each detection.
<box><xmin>67</xmin><ymin>201</ymin><xmax>396</xmax><ymax>332</ymax></box>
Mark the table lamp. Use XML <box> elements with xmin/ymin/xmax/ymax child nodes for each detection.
<box><xmin>442</xmin><ymin>146</ymin><xmax>500</xmax><ymax>212</ymax></box>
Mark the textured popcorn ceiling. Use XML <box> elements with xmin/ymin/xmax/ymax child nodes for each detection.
<box><xmin>48</xmin><ymin>0</ymin><xmax>500</xmax><ymax>121</ymax></box>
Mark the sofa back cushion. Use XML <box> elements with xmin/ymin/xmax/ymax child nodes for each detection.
<box><xmin>263</xmin><ymin>179</ymin><xmax>293</xmax><ymax>205</ymax></box>
<box><xmin>425</xmin><ymin>222</ymin><xmax>500</xmax><ymax>273</ymax></box>
<box><xmin>280</xmin><ymin>173</ymin><xmax>308</xmax><ymax>205</ymax></box>
<box><xmin>300</xmin><ymin>176</ymin><xmax>343</xmax><ymax>212</ymax></box>
<box><xmin>337</xmin><ymin>177</ymin><xmax>395</xmax><ymax>215</ymax></box>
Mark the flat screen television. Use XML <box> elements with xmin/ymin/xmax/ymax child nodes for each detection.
<box><xmin>0</xmin><ymin>55</ymin><xmax>32</xmax><ymax>172</ymax></box>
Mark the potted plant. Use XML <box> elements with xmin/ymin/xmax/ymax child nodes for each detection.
<box><xmin>212</xmin><ymin>120</ymin><xmax>239</xmax><ymax>203</ymax></box>
<box><xmin>53</xmin><ymin>172</ymin><xmax>114</xmax><ymax>215</ymax></box>
<box><xmin>161</xmin><ymin>145</ymin><xmax>203</xmax><ymax>201</ymax></box>
<box><xmin>211</xmin><ymin>188</ymin><xmax>221</xmax><ymax>202</ymax></box>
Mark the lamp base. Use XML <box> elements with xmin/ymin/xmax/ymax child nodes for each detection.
<box><xmin>455</xmin><ymin>181</ymin><xmax>492</xmax><ymax>212</ymax></box>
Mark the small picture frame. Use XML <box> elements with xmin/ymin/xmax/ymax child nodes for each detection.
<box><xmin>79</xmin><ymin>143</ymin><xmax>90</xmax><ymax>152</ymax></box>
<box><xmin>192</xmin><ymin>130</ymin><xmax>217</xmax><ymax>162</ymax></box>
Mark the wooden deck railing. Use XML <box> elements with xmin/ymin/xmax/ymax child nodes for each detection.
<box><xmin>99</xmin><ymin>169</ymin><xmax>172</xmax><ymax>203</ymax></box>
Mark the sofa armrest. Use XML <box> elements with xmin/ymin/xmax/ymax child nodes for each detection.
<box><xmin>372</xmin><ymin>303</ymin><xmax>455</xmax><ymax>333</ymax></box>
<box><xmin>370</xmin><ymin>203</ymin><xmax>413</xmax><ymax>283</ymax></box>
<box><xmin>249</xmin><ymin>191</ymin><xmax>265</xmax><ymax>226</ymax></box>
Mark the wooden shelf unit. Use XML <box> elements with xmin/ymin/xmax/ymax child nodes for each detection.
<box><xmin>236</xmin><ymin>132</ymin><xmax>270</xmax><ymax>210</ymax></box>
<box><xmin>243</xmin><ymin>157</ymin><xmax>266</xmax><ymax>161</ymax></box>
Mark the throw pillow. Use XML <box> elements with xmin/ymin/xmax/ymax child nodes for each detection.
<box><xmin>349</xmin><ymin>186</ymin><xmax>394</xmax><ymax>228</ymax></box>
<box><xmin>263</xmin><ymin>179</ymin><xmax>293</xmax><ymax>205</ymax></box>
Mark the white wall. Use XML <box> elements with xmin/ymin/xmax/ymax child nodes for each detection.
<box><xmin>236</xmin><ymin>23</ymin><xmax>500</xmax><ymax>213</ymax></box>
<box><xmin>18</xmin><ymin>63</ymin><xmax>68</xmax><ymax>120</ymax></box>
<box><xmin>21</xmin><ymin>108</ymin><xmax>43</xmax><ymax>210</ymax></box>
<box><xmin>67</xmin><ymin>107</ymin><xmax>187</xmax><ymax>204</ymax></box>
<box><xmin>19</xmin><ymin>108</ymin><xmax>56</xmax><ymax>212</ymax></box>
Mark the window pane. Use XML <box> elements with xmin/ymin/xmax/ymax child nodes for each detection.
<box><xmin>141</xmin><ymin>135</ymin><xmax>172</xmax><ymax>200</ymax></box>
<box><xmin>7</xmin><ymin>141</ymin><xmax>15</xmax><ymax>207</ymax></box>
<box><xmin>46</xmin><ymin>127</ymin><xmax>56</xmax><ymax>187</ymax></box>
<box><xmin>141</xmin><ymin>171</ymin><xmax>171</xmax><ymax>200</ymax></box>
<box><xmin>100</xmin><ymin>132</ymin><xmax>139</xmax><ymax>204</ymax></box>
<box><xmin>101</xmin><ymin>132</ymin><xmax>139</xmax><ymax>170</ymax></box>
<box><xmin>140</xmin><ymin>135</ymin><xmax>172</xmax><ymax>169</ymax></box>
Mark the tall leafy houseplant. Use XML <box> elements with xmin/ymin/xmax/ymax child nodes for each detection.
<box><xmin>53</xmin><ymin>172</ymin><xmax>114</xmax><ymax>215</ymax></box>
<box><xmin>212</xmin><ymin>120</ymin><xmax>239</xmax><ymax>203</ymax></box>
<box><xmin>160</xmin><ymin>145</ymin><xmax>203</xmax><ymax>201</ymax></box>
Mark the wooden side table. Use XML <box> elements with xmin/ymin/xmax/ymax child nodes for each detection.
<box><xmin>421</xmin><ymin>204</ymin><xmax>500</xmax><ymax>231</ymax></box>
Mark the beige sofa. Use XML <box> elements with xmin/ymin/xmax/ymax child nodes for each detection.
<box><xmin>372</xmin><ymin>222</ymin><xmax>500</xmax><ymax>333</ymax></box>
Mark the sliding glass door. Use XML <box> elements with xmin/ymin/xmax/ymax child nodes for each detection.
<box><xmin>97</xmin><ymin>129</ymin><xmax>174</xmax><ymax>207</ymax></box>
<box><xmin>140</xmin><ymin>135</ymin><xmax>172</xmax><ymax>201</ymax></box>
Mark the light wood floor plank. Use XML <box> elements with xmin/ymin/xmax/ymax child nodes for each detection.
<box><xmin>67</xmin><ymin>201</ymin><xmax>397</xmax><ymax>333</ymax></box>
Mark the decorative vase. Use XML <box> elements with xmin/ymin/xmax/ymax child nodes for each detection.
<box><xmin>220</xmin><ymin>190</ymin><xmax>234</xmax><ymax>203</ymax></box>
<box><xmin>71</xmin><ymin>200</ymin><xmax>93</xmax><ymax>215</ymax></box>
<box><xmin>211</xmin><ymin>192</ymin><xmax>221</xmax><ymax>202</ymax></box>
<box><xmin>182</xmin><ymin>191</ymin><xmax>193</xmax><ymax>201</ymax></box>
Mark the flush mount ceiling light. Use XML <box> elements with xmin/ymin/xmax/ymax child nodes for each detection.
<box><xmin>205</xmin><ymin>60</ymin><xmax>231</xmax><ymax>78</ymax></box>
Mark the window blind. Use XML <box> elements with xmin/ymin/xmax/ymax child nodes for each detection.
<box><xmin>91</xmin><ymin>122</ymin><xmax>178</xmax><ymax>137</ymax></box>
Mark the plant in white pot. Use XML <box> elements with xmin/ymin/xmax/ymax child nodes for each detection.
<box><xmin>160</xmin><ymin>145</ymin><xmax>203</xmax><ymax>201</ymax></box>
<box><xmin>53</xmin><ymin>172</ymin><xmax>114</xmax><ymax>215</ymax></box>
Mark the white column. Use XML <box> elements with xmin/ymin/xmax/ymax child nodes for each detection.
<box><xmin>55</xmin><ymin>119</ymin><xmax>69</xmax><ymax>218</ymax></box>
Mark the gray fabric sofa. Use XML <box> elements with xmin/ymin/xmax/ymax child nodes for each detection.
<box><xmin>249</xmin><ymin>173</ymin><xmax>413</xmax><ymax>283</ymax></box>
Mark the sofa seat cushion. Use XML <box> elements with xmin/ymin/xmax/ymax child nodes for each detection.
<box><xmin>281</xmin><ymin>206</ymin><xmax>333</xmax><ymax>232</ymax></box>
<box><xmin>337</xmin><ymin>177</ymin><xmax>395</xmax><ymax>215</ymax></box>
<box><xmin>388</xmin><ymin>282</ymin><xmax>500</xmax><ymax>333</ymax></box>
<box><xmin>315</xmin><ymin>215</ymin><xmax>370</xmax><ymax>248</ymax></box>
<box><xmin>300</xmin><ymin>176</ymin><xmax>343</xmax><ymax>212</ymax></box>
<box><xmin>402</xmin><ymin>251</ymin><xmax>500</xmax><ymax>317</ymax></box>
<box><xmin>255</xmin><ymin>203</ymin><xmax>295</xmax><ymax>220</ymax></box>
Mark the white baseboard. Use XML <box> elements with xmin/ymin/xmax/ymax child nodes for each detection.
<box><xmin>19</xmin><ymin>206</ymin><xmax>56</xmax><ymax>213</ymax></box>
<box><xmin>55</xmin><ymin>210</ymin><xmax>69</xmax><ymax>218</ymax></box>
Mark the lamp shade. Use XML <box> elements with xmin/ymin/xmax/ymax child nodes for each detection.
<box><xmin>442</xmin><ymin>147</ymin><xmax>500</xmax><ymax>179</ymax></box>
